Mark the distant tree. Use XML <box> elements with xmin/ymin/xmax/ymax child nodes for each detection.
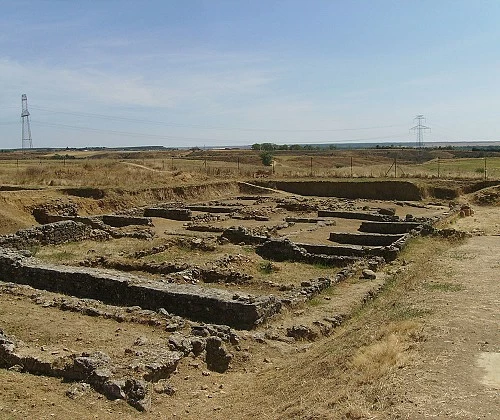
<box><xmin>260</xmin><ymin>151</ymin><xmax>274</xmax><ymax>166</ymax></box>
<box><xmin>260</xmin><ymin>143</ymin><xmax>277</xmax><ymax>151</ymax></box>
<box><xmin>251</xmin><ymin>143</ymin><xmax>261</xmax><ymax>150</ymax></box>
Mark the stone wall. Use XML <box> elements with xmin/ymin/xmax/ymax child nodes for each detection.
<box><xmin>318</xmin><ymin>210</ymin><xmax>398</xmax><ymax>222</ymax></box>
<box><xmin>186</xmin><ymin>205</ymin><xmax>241</xmax><ymax>214</ymax></box>
<box><xmin>144</xmin><ymin>207</ymin><xmax>192</xmax><ymax>221</ymax></box>
<box><xmin>221</xmin><ymin>226</ymin><xmax>268</xmax><ymax>245</ymax></box>
<box><xmin>101</xmin><ymin>215</ymin><xmax>152</xmax><ymax>228</ymax></box>
<box><xmin>358</xmin><ymin>221</ymin><xmax>424</xmax><ymax>234</ymax></box>
<box><xmin>0</xmin><ymin>221</ymin><xmax>93</xmax><ymax>250</ymax></box>
<box><xmin>328</xmin><ymin>232</ymin><xmax>404</xmax><ymax>246</ymax></box>
<box><xmin>256</xmin><ymin>239</ymin><xmax>358</xmax><ymax>267</ymax></box>
<box><xmin>0</xmin><ymin>248</ymin><xmax>281</xmax><ymax>330</ymax></box>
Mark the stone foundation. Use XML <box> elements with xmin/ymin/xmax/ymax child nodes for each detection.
<box><xmin>329</xmin><ymin>232</ymin><xmax>405</xmax><ymax>246</ymax></box>
<box><xmin>144</xmin><ymin>207</ymin><xmax>192</xmax><ymax>221</ymax></box>
<box><xmin>101</xmin><ymin>215</ymin><xmax>152</xmax><ymax>227</ymax></box>
<box><xmin>358</xmin><ymin>221</ymin><xmax>424</xmax><ymax>234</ymax></box>
<box><xmin>0</xmin><ymin>248</ymin><xmax>281</xmax><ymax>330</ymax></box>
<box><xmin>0</xmin><ymin>221</ymin><xmax>94</xmax><ymax>250</ymax></box>
<box><xmin>256</xmin><ymin>239</ymin><xmax>358</xmax><ymax>267</ymax></box>
<box><xmin>318</xmin><ymin>210</ymin><xmax>398</xmax><ymax>222</ymax></box>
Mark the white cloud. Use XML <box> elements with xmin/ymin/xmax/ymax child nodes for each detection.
<box><xmin>0</xmin><ymin>55</ymin><xmax>278</xmax><ymax>110</ymax></box>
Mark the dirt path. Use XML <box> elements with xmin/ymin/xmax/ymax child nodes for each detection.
<box><xmin>120</xmin><ymin>162</ymin><xmax>163</xmax><ymax>172</ymax></box>
<box><xmin>387</xmin><ymin>207</ymin><xmax>500</xmax><ymax>418</ymax></box>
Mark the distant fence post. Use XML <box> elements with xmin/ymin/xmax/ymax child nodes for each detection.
<box><xmin>310</xmin><ymin>156</ymin><xmax>313</xmax><ymax>177</ymax></box>
<box><xmin>350</xmin><ymin>157</ymin><xmax>353</xmax><ymax>178</ymax></box>
<box><xmin>484</xmin><ymin>158</ymin><xmax>487</xmax><ymax>180</ymax></box>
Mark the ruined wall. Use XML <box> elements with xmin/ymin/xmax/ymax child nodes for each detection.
<box><xmin>144</xmin><ymin>207</ymin><xmax>192</xmax><ymax>221</ymax></box>
<box><xmin>186</xmin><ymin>205</ymin><xmax>241</xmax><ymax>214</ymax></box>
<box><xmin>358</xmin><ymin>221</ymin><xmax>424</xmax><ymax>234</ymax></box>
<box><xmin>221</xmin><ymin>226</ymin><xmax>268</xmax><ymax>245</ymax></box>
<box><xmin>0</xmin><ymin>248</ymin><xmax>281</xmax><ymax>329</ymax></box>
<box><xmin>256</xmin><ymin>239</ymin><xmax>358</xmax><ymax>267</ymax></box>
<box><xmin>328</xmin><ymin>232</ymin><xmax>404</xmax><ymax>246</ymax></box>
<box><xmin>0</xmin><ymin>221</ymin><xmax>93</xmax><ymax>250</ymax></box>
<box><xmin>318</xmin><ymin>210</ymin><xmax>397</xmax><ymax>221</ymax></box>
<box><xmin>101</xmin><ymin>215</ymin><xmax>152</xmax><ymax>228</ymax></box>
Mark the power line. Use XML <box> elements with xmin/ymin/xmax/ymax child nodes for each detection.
<box><xmin>30</xmin><ymin>105</ymin><xmax>405</xmax><ymax>133</ymax></box>
<box><xmin>32</xmin><ymin>119</ymin><xmax>408</xmax><ymax>144</ymax></box>
<box><xmin>410</xmin><ymin>114</ymin><xmax>431</xmax><ymax>148</ymax></box>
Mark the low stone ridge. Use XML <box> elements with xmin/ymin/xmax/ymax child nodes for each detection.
<box><xmin>0</xmin><ymin>221</ymin><xmax>93</xmax><ymax>250</ymax></box>
<box><xmin>0</xmin><ymin>248</ymin><xmax>281</xmax><ymax>329</ymax></box>
<box><xmin>221</xmin><ymin>226</ymin><xmax>268</xmax><ymax>245</ymax></box>
<box><xmin>231</xmin><ymin>214</ymin><xmax>270</xmax><ymax>221</ymax></box>
<box><xmin>256</xmin><ymin>238</ymin><xmax>358</xmax><ymax>267</ymax></box>
<box><xmin>295</xmin><ymin>242</ymin><xmax>398</xmax><ymax>261</ymax></box>
<box><xmin>30</xmin><ymin>215</ymin><xmax>154</xmax><ymax>240</ymax></box>
<box><xmin>185</xmin><ymin>224</ymin><xmax>225</xmax><ymax>233</ymax></box>
<box><xmin>83</xmin><ymin>256</ymin><xmax>253</xmax><ymax>285</ymax></box>
<box><xmin>285</xmin><ymin>217</ymin><xmax>336</xmax><ymax>224</ymax></box>
<box><xmin>144</xmin><ymin>207</ymin><xmax>192</xmax><ymax>221</ymax></box>
<box><xmin>328</xmin><ymin>232</ymin><xmax>405</xmax><ymax>246</ymax></box>
<box><xmin>101</xmin><ymin>215</ymin><xmax>153</xmax><ymax>228</ymax></box>
<box><xmin>276</xmin><ymin>199</ymin><xmax>319</xmax><ymax>212</ymax></box>
<box><xmin>318</xmin><ymin>210</ymin><xmax>398</xmax><ymax>222</ymax></box>
<box><xmin>186</xmin><ymin>205</ymin><xmax>241</xmax><ymax>214</ymax></box>
<box><xmin>0</xmin><ymin>329</ymin><xmax>182</xmax><ymax>411</ymax></box>
<box><xmin>358</xmin><ymin>220</ymin><xmax>425</xmax><ymax>234</ymax></box>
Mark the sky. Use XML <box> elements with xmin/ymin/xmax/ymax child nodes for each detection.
<box><xmin>1</xmin><ymin>0</ymin><xmax>500</xmax><ymax>149</ymax></box>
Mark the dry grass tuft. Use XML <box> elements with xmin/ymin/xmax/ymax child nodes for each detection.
<box><xmin>351</xmin><ymin>333</ymin><xmax>408</xmax><ymax>382</ymax></box>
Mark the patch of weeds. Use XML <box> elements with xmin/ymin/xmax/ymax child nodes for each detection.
<box><xmin>448</xmin><ymin>251</ymin><xmax>476</xmax><ymax>260</ymax></box>
<box><xmin>48</xmin><ymin>250</ymin><xmax>76</xmax><ymax>262</ymax></box>
<box><xmin>389</xmin><ymin>305</ymin><xmax>431</xmax><ymax>321</ymax></box>
<box><xmin>323</xmin><ymin>286</ymin><xmax>339</xmax><ymax>297</ymax></box>
<box><xmin>28</xmin><ymin>245</ymin><xmax>40</xmax><ymax>256</ymax></box>
<box><xmin>308</xmin><ymin>297</ymin><xmax>323</xmax><ymax>307</ymax></box>
<box><xmin>259</xmin><ymin>261</ymin><xmax>276</xmax><ymax>274</ymax></box>
<box><xmin>241</xmin><ymin>245</ymin><xmax>255</xmax><ymax>253</ymax></box>
<box><xmin>312</xmin><ymin>262</ymin><xmax>334</xmax><ymax>270</ymax></box>
<box><xmin>424</xmin><ymin>282</ymin><xmax>464</xmax><ymax>292</ymax></box>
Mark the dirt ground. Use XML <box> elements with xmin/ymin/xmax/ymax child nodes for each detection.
<box><xmin>0</xmin><ymin>188</ymin><xmax>498</xmax><ymax>419</ymax></box>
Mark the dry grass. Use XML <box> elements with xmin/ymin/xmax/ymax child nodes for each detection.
<box><xmin>214</xmin><ymin>236</ymin><xmax>450</xmax><ymax>419</ymax></box>
<box><xmin>351</xmin><ymin>333</ymin><xmax>409</xmax><ymax>382</ymax></box>
<box><xmin>1</xmin><ymin>149</ymin><xmax>498</xmax><ymax>190</ymax></box>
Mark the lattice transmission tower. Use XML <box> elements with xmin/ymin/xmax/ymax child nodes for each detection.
<box><xmin>21</xmin><ymin>94</ymin><xmax>33</xmax><ymax>149</ymax></box>
<box><xmin>410</xmin><ymin>114</ymin><xmax>430</xmax><ymax>148</ymax></box>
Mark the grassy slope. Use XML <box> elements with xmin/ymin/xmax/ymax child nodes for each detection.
<box><xmin>212</xmin><ymin>237</ymin><xmax>451</xmax><ymax>419</ymax></box>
